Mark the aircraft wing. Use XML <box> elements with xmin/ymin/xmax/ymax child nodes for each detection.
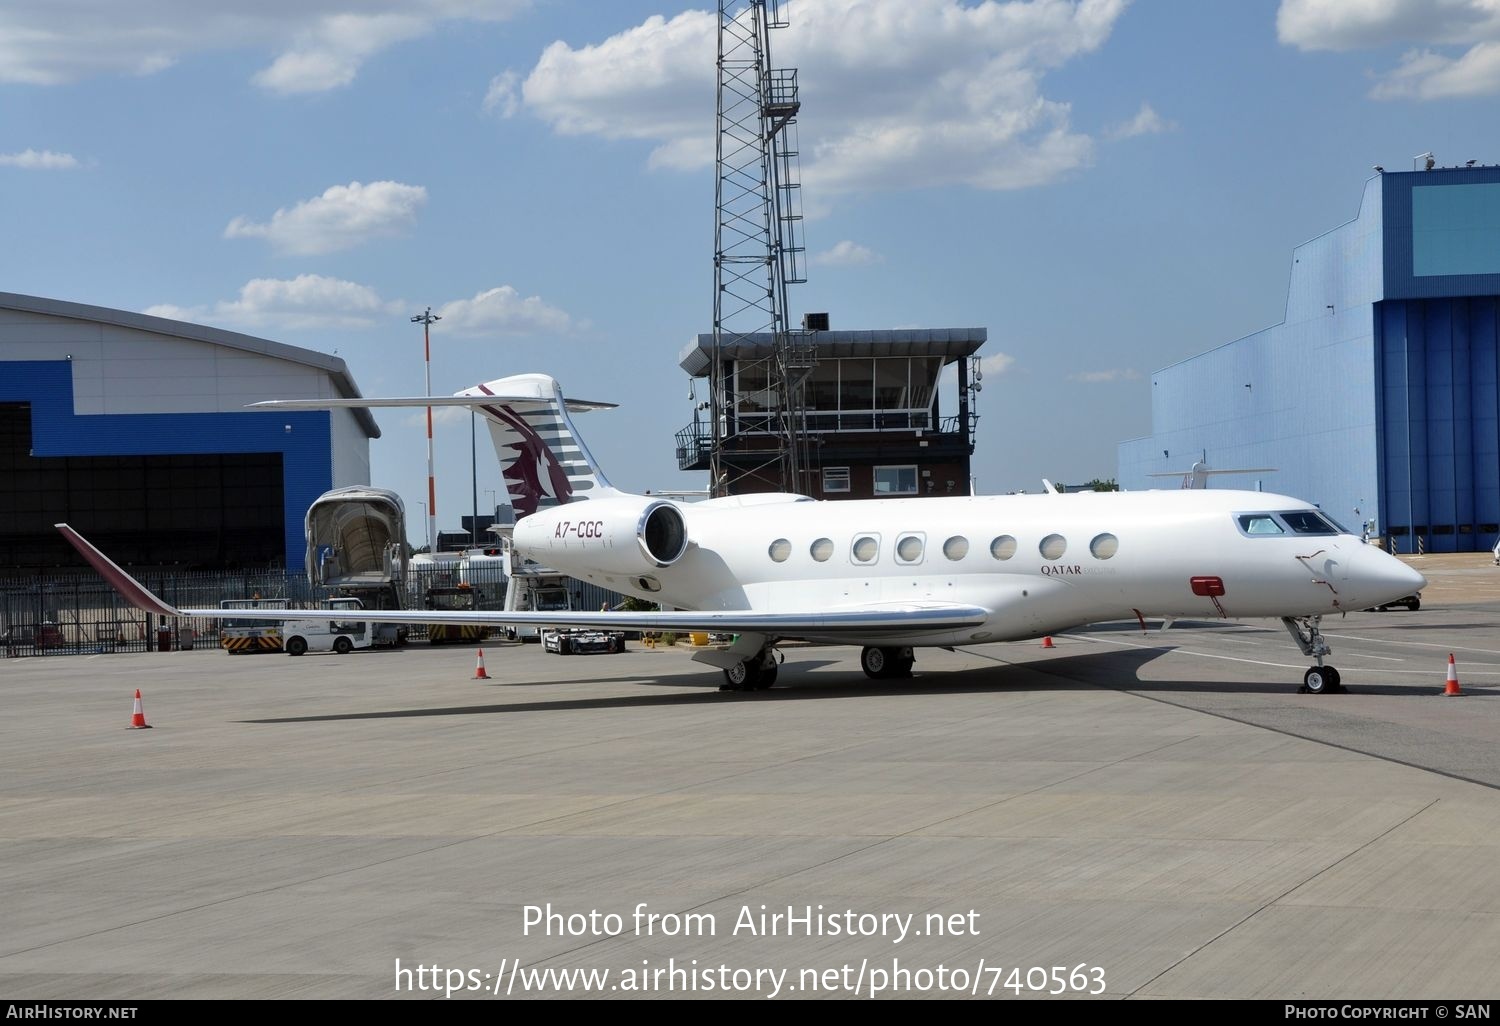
<box><xmin>249</xmin><ymin>396</ymin><xmax>617</xmax><ymax>412</ymax></box>
<box><xmin>55</xmin><ymin>525</ymin><xmax>988</xmax><ymax>636</ymax></box>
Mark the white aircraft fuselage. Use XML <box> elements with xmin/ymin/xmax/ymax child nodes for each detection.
<box><xmin>516</xmin><ymin>487</ymin><xmax>1424</xmax><ymax>648</ymax></box>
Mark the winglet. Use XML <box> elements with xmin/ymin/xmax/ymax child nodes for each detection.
<box><xmin>54</xmin><ymin>524</ymin><xmax>183</xmax><ymax>617</ymax></box>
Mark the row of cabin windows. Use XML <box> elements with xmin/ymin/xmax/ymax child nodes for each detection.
<box><xmin>766</xmin><ymin>532</ymin><xmax>1120</xmax><ymax>565</ymax></box>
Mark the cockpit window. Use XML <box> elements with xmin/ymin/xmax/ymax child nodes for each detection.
<box><xmin>1278</xmin><ymin>510</ymin><xmax>1342</xmax><ymax>535</ymax></box>
<box><xmin>1237</xmin><ymin>511</ymin><xmax>1345</xmax><ymax>537</ymax></box>
<box><xmin>1238</xmin><ymin>514</ymin><xmax>1284</xmax><ymax>535</ymax></box>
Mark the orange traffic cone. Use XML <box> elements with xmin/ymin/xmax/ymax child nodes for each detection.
<box><xmin>1444</xmin><ymin>653</ymin><xmax>1462</xmax><ymax>696</ymax></box>
<box><xmin>1042</xmin><ymin>636</ymin><xmax>1055</xmax><ymax>649</ymax></box>
<box><xmin>474</xmin><ymin>649</ymin><xmax>490</xmax><ymax>680</ymax></box>
<box><xmin>127</xmin><ymin>688</ymin><xmax>152</xmax><ymax>729</ymax></box>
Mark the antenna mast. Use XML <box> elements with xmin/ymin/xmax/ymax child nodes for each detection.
<box><xmin>710</xmin><ymin>0</ymin><xmax>812</xmax><ymax>496</ymax></box>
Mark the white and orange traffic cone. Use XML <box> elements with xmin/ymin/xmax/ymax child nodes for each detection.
<box><xmin>127</xmin><ymin>688</ymin><xmax>152</xmax><ymax>729</ymax></box>
<box><xmin>1042</xmin><ymin>636</ymin><xmax>1055</xmax><ymax>649</ymax></box>
<box><xmin>474</xmin><ymin>649</ymin><xmax>490</xmax><ymax>680</ymax></box>
<box><xmin>1445</xmin><ymin>653</ymin><xmax>1462</xmax><ymax>696</ymax></box>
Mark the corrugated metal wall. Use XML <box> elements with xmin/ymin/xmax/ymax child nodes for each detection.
<box><xmin>1378</xmin><ymin>297</ymin><xmax>1500</xmax><ymax>552</ymax></box>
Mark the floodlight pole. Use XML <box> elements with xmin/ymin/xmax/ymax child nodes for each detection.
<box><xmin>412</xmin><ymin>307</ymin><xmax>441</xmax><ymax>556</ymax></box>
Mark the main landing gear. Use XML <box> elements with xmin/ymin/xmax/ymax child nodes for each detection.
<box><xmin>720</xmin><ymin>648</ymin><xmax>780</xmax><ymax>691</ymax></box>
<box><xmin>1281</xmin><ymin>616</ymin><xmax>1344</xmax><ymax>694</ymax></box>
<box><xmin>860</xmin><ymin>646</ymin><xmax>914</xmax><ymax>680</ymax></box>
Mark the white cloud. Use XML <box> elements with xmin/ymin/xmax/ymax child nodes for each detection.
<box><xmin>1277</xmin><ymin>0</ymin><xmax>1500</xmax><ymax>98</ymax></box>
<box><xmin>943</xmin><ymin>350</ymin><xmax>1015</xmax><ymax>390</ymax></box>
<box><xmin>1068</xmin><ymin>367</ymin><xmax>1140</xmax><ymax>382</ymax></box>
<box><xmin>812</xmin><ymin>240</ymin><xmax>882</xmax><ymax>266</ymax></box>
<box><xmin>147</xmin><ymin>276</ymin><xmax>573</xmax><ymax>336</ymax></box>
<box><xmin>0</xmin><ymin>149</ymin><xmax>79</xmax><ymax>169</ymax></box>
<box><xmin>251</xmin><ymin>13</ymin><xmax>427</xmax><ymax>94</ymax></box>
<box><xmin>979</xmin><ymin>353</ymin><xmax>1017</xmax><ymax>376</ymax></box>
<box><xmin>225</xmin><ymin>181</ymin><xmax>428</xmax><ymax>255</ymax></box>
<box><xmin>436</xmin><ymin>286</ymin><xmax>573</xmax><ymax>336</ymax></box>
<box><xmin>1277</xmin><ymin>0</ymin><xmax>1498</xmax><ymax>51</ymax></box>
<box><xmin>517</xmin><ymin>0</ymin><xmax>1128</xmax><ymax>196</ymax></box>
<box><xmin>483</xmin><ymin>70</ymin><xmax>520</xmax><ymax>116</ymax></box>
<box><xmin>1372</xmin><ymin>42</ymin><xmax>1500</xmax><ymax>98</ymax></box>
<box><xmin>145</xmin><ymin>274</ymin><xmax>403</xmax><ymax>331</ymax></box>
<box><xmin>1105</xmin><ymin>101</ymin><xmax>1174</xmax><ymax>140</ymax></box>
<box><xmin>0</xmin><ymin>1</ymin><xmax>530</xmax><ymax>92</ymax></box>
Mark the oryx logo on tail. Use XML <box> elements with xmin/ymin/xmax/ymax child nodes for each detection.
<box><xmin>471</xmin><ymin>376</ymin><xmax>614</xmax><ymax>520</ymax></box>
<box><xmin>485</xmin><ymin>401</ymin><xmax>573</xmax><ymax>518</ymax></box>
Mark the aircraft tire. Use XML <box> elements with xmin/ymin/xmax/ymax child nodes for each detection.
<box><xmin>861</xmin><ymin>646</ymin><xmax>892</xmax><ymax>679</ymax></box>
<box><xmin>722</xmin><ymin>659</ymin><xmax>760</xmax><ymax>690</ymax></box>
<box><xmin>754</xmin><ymin>660</ymin><xmax>778</xmax><ymax>689</ymax></box>
<box><xmin>1302</xmin><ymin>666</ymin><xmax>1331</xmax><ymax>694</ymax></box>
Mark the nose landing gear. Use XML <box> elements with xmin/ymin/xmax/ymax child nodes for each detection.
<box><xmin>1282</xmin><ymin>616</ymin><xmax>1345</xmax><ymax>694</ymax></box>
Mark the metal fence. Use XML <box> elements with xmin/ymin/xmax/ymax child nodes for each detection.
<box><xmin>1</xmin><ymin>564</ymin><xmax>624</xmax><ymax>658</ymax></box>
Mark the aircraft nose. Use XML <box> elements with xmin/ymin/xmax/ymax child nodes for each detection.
<box><xmin>1347</xmin><ymin>545</ymin><xmax>1427</xmax><ymax>606</ymax></box>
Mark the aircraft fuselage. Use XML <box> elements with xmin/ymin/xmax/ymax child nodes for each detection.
<box><xmin>514</xmin><ymin>488</ymin><xmax>1424</xmax><ymax>647</ymax></box>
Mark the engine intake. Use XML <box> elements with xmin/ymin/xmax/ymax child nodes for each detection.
<box><xmin>640</xmin><ymin>501</ymin><xmax>688</xmax><ymax>567</ymax></box>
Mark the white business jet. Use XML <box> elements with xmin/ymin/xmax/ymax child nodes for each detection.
<box><xmin>57</xmin><ymin>374</ymin><xmax>1425</xmax><ymax>695</ymax></box>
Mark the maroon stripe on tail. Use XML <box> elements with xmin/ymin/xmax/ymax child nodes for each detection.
<box><xmin>54</xmin><ymin>524</ymin><xmax>182</xmax><ymax>617</ymax></box>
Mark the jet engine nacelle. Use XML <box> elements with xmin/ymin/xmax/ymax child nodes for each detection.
<box><xmin>514</xmin><ymin>495</ymin><xmax>689</xmax><ymax>576</ymax></box>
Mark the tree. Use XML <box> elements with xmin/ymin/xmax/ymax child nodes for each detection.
<box><xmin>1082</xmin><ymin>478</ymin><xmax>1119</xmax><ymax>492</ymax></box>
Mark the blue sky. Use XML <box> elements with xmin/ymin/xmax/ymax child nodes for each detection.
<box><xmin>5</xmin><ymin>0</ymin><xmax>1500</xmax><ymax>530</ymax></box>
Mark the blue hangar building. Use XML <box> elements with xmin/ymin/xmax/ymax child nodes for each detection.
<box><xmin>0</xmin><ymin>292</ymin><xmax>379</xmax><ymax>571</ymax></box>
<box><xmin>1120</xmin><ymin>163</ymin><xmax>1500</xmax><ymax>554</ymax></box>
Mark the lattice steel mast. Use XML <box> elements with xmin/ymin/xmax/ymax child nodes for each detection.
<box><xmin>710</xmin><ymin>0</ymin><xmax>811</xmax><ymax>496</ymax></box>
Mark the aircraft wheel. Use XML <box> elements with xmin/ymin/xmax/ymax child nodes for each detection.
<box><xmin>1302</xmin><ymin>666</ymin><xmax>1331</xmax><ymax>694</ymax></box>
<box><xmin>722</xmin><ymin>659</ymin><xmax>760</xmax><ymax>691</ymax></box>
<box><xmin>860</xmin><ymin>646</ymin><xmax>888</xmax><ymax>679</ymax></box>
<box><xmin>1324</xmin><ymin>666</ymin><xmax>1343</xmax><ymax>692</ymax></box>
<box><xmin>286</xmin><ymin>637</ymin><xmax>308</xmax><ymax>657</ymax></box>
<box><xmin>893</xmin><ymin>650</ymin><xmax>915</xmax><ymax>678</ymax></box>
<box><xmin>753</xmin><ymin>660</ymin><xmax>778</xmax><ymax>689</ymax></box>
<box><xmin>333</xmin><ymin>636</ymin><xmax>353</xmax><ymax>655</ymax></box>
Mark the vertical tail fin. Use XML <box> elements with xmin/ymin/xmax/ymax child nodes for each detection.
<box><xmin>462</xmin><ymin>374</ymin><xmax>616</xmax><ymax>519</ymax></box>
